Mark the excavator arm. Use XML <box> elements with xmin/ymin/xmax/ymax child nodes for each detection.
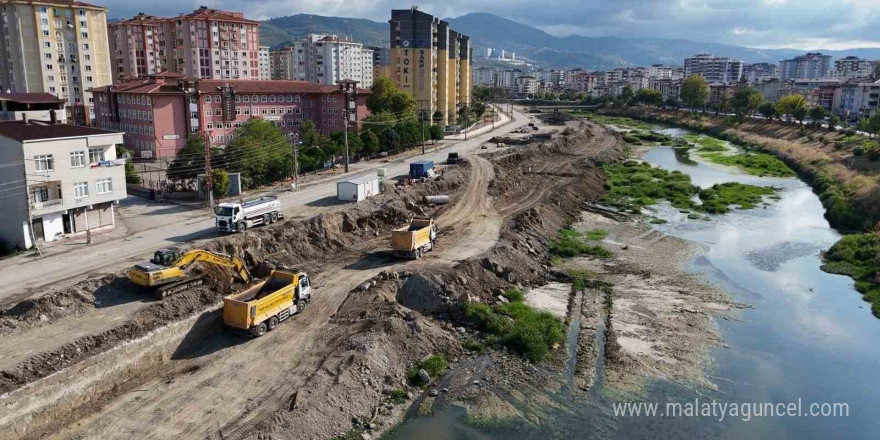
<box><xmin>173</xmin><ymin>250</ymin><xmax>252</xmax><ymax>283</ymax></box>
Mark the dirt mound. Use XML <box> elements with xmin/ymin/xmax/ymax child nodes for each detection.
<box><xmin>539</xmin><ymin>111</ymin><xmax>579</xmax><ymax>125</ymax></box>
<box><xmin>0</xmin><ymin>274</ymin><xmax>114</xmax><ymax>335</ymax></box>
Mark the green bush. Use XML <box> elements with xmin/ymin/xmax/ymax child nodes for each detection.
<box><xmin>389</xmin><ymin>388</ymin><xmax>408</xmax><ymax>404</ymax></box>
<box><xmin>853</xmin><ymin>146</ymin><xmax>864</xmax><ymax>157</ymax></box>
<box><xmin>462</xmin><ymin>338</ymin><xmax>485</xmax><ymax>353</ymax></box>
<box><xmin>585</xmin><ymin>229</ymin><xmax>609</xmax><ymax>240</ymax></box>
<box><xmin>824</xmin><ymin>233</ymin><xmax>880</xmax><ymax>317</ymax></box>
<box><xmin>548</xmin><ymin>232</ymin><xmax>612</xmax><ymax>258</ymax></box>
<box><xmin>407</xmin><ymin>354</ymin><xmax>448</xmax><ymax>387</ymax></box>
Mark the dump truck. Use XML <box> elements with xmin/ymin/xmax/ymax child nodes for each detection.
<box><xmin>222</xmin><ymin>269</ymin><xmax>313</xmax><ymax>337</ymax></box>
<box><xmin>391</xmin><ymin>217</ymin><xmax>436</xmax><ymax>259</ymax></box>
<box><xmin>215</xmin><ymin>196</ymin><xmax>283</xmax><ymax>233</ymax></box>
<box><xmin>129</xmin><ymin>248</ymin><xmax>251</xmax><ymax>299</ymax></box>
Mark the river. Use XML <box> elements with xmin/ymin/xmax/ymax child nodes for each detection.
<box><xmin>385</xmin><ymin>127</ymin><xmax>880</xmax><ymax>439</ymax></box>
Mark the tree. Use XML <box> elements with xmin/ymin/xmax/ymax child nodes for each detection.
<box><xmin>429</xmin><ymin>124</ymin><xmax>444</xmax><ymax>142</ymax></box>
<box><xmin>300</xmin><ymin>120</ymin><xmax>320</xmax><ymax>147</ymax></box>
<box><xmin>116</xmin><ymin>145</ymin><xmax>141</xmax><ymax>185</ymax></box>
<box><xmin>792</xmin><ymin>106</ymin><xmax>808</xmax><ymax>124</ymax></box>
<box><xmin>225</xmin><ymin>119</ymin><xmax>291</xmax><ymax>188</ymax></box>
<box><xmin>775</xmin><ymin>94</ymin><xmax>807</xmax><ymax>121</ymax></box>
<box><xmin>665</xmin><ymin>98</ymin><xmax>682</xmax><ymax>109</ymax></box>
<box><xmin>758</xmin><ymin>102</ymin><xmax>778</xmax><ymax>120</ymax></box>
<box><xmin>381</xmin><ymin>127</ymin><xmax>401</xmax><ymax>152</ymax></box>
<box><xmin>360</xmin><ymin>129</ymin><xmax>379</xmax><ymax>156</ymax></box>
<box><xmin>167</xmin><ymin>135</ymin><xmax>209</xmax><ymax>181</ymax></box>
<box><xmin>211</xmin><ymin>169</ymin><xmax>230</xmax><ymax>200</ymax></box>
<box><xmin>619</xmin><ymin>85</ymin><xmax>635</xmax><ymax>105</ymax></box>
<box><xmin>827</xmin><ymin>115</ymin><xmax>840</xmax><ymax>131</ymax></box>
<box><xmin>714</xmin><ymin>94</ymin><xmax>731</xmax><ymax>115</ymax></box>
<box><xmin>809</xmin><ymin>107</ymin><xmax>827</xmax><ymax>127</ymax></box>
<box><xmin>634</xmin><ymin>89</ymin><xmax>664</xmax><ymax>107</ymax></box>
<box><xmin>731</xmin><ymin>87</ymin><xmax>764</xmax><ymax>116</ymax></box>
<box><xmin>867</xmin><ymin>112</ymin><xmax>880</xmax><ymax>136</ymax></box>
<box><xmin>680</xmin><ymin>75</ymin><xmax>709</xmax><ymax>111</ymax></box>
<box><xmin>366</xmin><ymin>77</ymin><xmax>415</xmax><ymax>116</ymax></box>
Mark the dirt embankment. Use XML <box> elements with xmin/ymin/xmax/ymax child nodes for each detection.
<box><xmin>602</xmin><ymin>108</ymin><xmax>880</xmax><ymax>232</ymax></box>
<box><xmin>0</xmin><ymin>170</ymin><xmax>468</xmax><ymax>398</ymax></box>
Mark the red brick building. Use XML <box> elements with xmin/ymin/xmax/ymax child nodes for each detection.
<box><xmin>91</xmin><ymin>73</ymin><xmax>369</xmax><ymax>159</ymax></box>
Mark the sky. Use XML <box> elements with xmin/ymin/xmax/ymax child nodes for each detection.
<box><xmin>100</xmin><ymin>0</ymin><xmax>880</xmax><ymax>50</ymax></box>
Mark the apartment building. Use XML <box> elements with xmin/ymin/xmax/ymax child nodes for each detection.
<box><xmin>389</xmin><ymin>7</ymin><xmax>471</xmax><ymax>126</ymax></box>
<box><xmin>258</xmin><ymin>45</ymin><xmax>270</xmax><ymax>80</ymax></box>
<box><xmin>515</xmin><ymin>76</ymin><xmax>537</xmax><ymax>98</ymax></box>
<box><xmin>753</xmin><ymin>78</ymin><xmax>794</xmax><ymax>104</ymax></box>
<box><xmin>472</xmin><ymin>67</ymin><xmax>496</xmax><ymax>86</ymax></box>
<box><xmin>566</xmin><ymin>69</ymin><xmax>597</xmax><ymax>93</ymax></box>
<box><xmin>107</xmin><ymin>13</ymin><xmax>170</xmax><ymax>82</ymax></box>
<box><xmin>647</xmin><ymin>64</ymin><xmax>683</xmax><ymax>80</ymax></box>
<box><xmin>108</xmin><ymin>7</ymin><xmax>260</xmax><ymax>82</ymax></box>
<box><xmin>743</xmin><ymin>63</ymin><xmax>778</xmax><ymax>83</ymax></box>
<box><xmin>91</xmin><ymin>73</ymin><xmax>370</xmax><ymax>158</ymax></box>
<box><xmin>649</xmin><ymin>78</ymin><xmax>682</xmax><ymax>102</ymax></box>
<box><xmin>838</xmin><ymin>79</ymin><xmax>880</xmax><ymax>120</ymax></box>
<box><xmin>285</xmin><ymin>35</ymin><xmax>373</xmax><ymax>88</ymax></box>
<box><xmin>831</xmin><ymin>56</ymin><xmax>875</xmax><ymax>80</ymax></box>
<box><xmin>683</xmin><ymin>54</ymin><xmax>743</xmax><ymax>83</ymax></box>
<box><xmin>270</xmin><ymin>47</ymin><xmax>293</xmax><ymax>80</ymax></box>
<box><xmin>779</xmin><ymin>52</ymin><xmax>831</xmax><ymax>80</ymax></box>
<box><xmin>0</xmin><ymin>0</ymin><xmax>112</xmax><ymax>125</ymax></box>
<box><xmin>0</xmin><ymin>120</ymin><xmax>125</xmax><ymax>249</ymax></box>
<box><xmin>0</xmin><ymin>92</ymin><xmax>66</xmax><ymax>122</ymax></box>
<box><xmin>367</xmin><ymin>46</ymin><xmax>392</xmax><ymax>81</ymax></box>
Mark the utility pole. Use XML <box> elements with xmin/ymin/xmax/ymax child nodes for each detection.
<box><xmin>290</xmin><ymin>132</ymin><xmax>300</xmax><ymax>191</ymax></box>
<box><xmin>204</xmin><ymin>134</ymin><xmax>213</xmax><ymax>208</ymax></box>
<box><xmin>338</xmin><ymin>79</ymin><xmax>359</xmax><ymax>173</ymax></box>
<box><xmin>419</xmin><ymin>110</ymin><xmax>427</xmax><ymax>154</ymax></box>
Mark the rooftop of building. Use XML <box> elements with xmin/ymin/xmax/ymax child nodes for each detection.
<box><xmin>9</xmin><ymin>0</ymin><xmax>105</xmax><ymax>10</ymax></box>
<box><xmin>0</xmin><ymin>92</ymin><xmax>65</xmax><ymax>104</ymax></box>
<box><xmin>0</xmin><ymin>120</ymin><xmax>121</xmax><ymax>142</ymax></box>
<box><xmin>195</xmin><ymin>79</ymin><xmax>371</xmax><ymax>95</ymax></box>
<box><xmin>176</xmin><ymin>6</ymin><xmax>259</xmax><ymax>24</ymax></box>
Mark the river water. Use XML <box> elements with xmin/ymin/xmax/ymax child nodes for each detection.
<box><xmin>386</xmin><ymin>128</ymin><xmax>880</xmax><ymax>439</ymax></box>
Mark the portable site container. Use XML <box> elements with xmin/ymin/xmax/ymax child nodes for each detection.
<box><xmin>409</xmin><ymin>160</ymin><xmax>435</xmax><ymax>178</ymax></box>
<box><xmin>337</xmin><ymin>174</ymin><xmax>381</xmax><ymax>202</ymax></box>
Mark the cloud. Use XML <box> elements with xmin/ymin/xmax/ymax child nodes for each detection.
<box><xmin>98</xmin><ymin>0</ymin><xmax>880</xmax><ymax>50</ymax></box>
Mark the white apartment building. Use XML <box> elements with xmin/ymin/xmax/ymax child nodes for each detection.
<box><xmin>258</xmin><ymin>45</ymin><xmax>270</xmax><ymax>80</ymax></box>
<box><xmin>832</xmin><ymin>57</ymin><xmax>875</xmax><ymax>80</ymax></box>
<box><xmin>779</xmin><ymin>52</ymin><xmax>831</xmax><ymax>80</ymax></box>
<box><xmin>0</xmin><ymin>120</ymin><xmax>126</xmax><ymax>249</ymax></box>
<box><xmin>473</xmin><ymin>67</ymin><xmax>496</xmax><ymax>86</ymax></box>
<box><xmin>743</xmin><ymin>63</ymin><xmax>778</xmax><ymax>83</ymax></box>
<box><xmin>838</xmin><ymin>79</ymin><xmax>880</xmax><ymax>120</ymax></box>
<box><xmin>0</xmin><ymin>0</ymin><xmax>113</xmax><ymax>126</ymax></box>
<box><xmin>515</xmin><ymin>75</ymin><xmax>537</xmax><ymax>97</ymax></box>
<box><xmin>683</xmin><ymin>54</ymin><xmax>743</xmax><ymax>83</ymax></box>
<box><xmin>288</xmin><ymin>35</ymin><xmax>374</xmax><ymax>88</ymax></box>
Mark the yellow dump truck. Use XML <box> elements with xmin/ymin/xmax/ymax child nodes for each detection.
<box><xmin>391</xmin><ymin>217</ymin><xmax>437</xmax><ymax>259</ymax></box>
<box><xmin>222</xmin><ymin>269</ymin><xmax>313</xmax><ymax>337</ymax></box>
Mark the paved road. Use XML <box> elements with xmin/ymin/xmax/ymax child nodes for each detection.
<box><xmin>0</xmin><ymin>108</ymin><xmax>529</xmax><ymax>306</ymax></box>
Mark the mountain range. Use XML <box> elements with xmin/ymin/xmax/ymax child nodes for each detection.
<box><xmin>260</xmin><ymin>12</ymin><xmax>880</xmax><ymax>70</ymax></box>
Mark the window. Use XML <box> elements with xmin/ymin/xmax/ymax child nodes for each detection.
<box><xmin>32</xmin><ymin>186</ymin><xmax>49</xmax><ymax>203</ymax></box>
<box><xmin>82</xmin><ymin>43</ymin><xmax>89</xmax><ymax>50</ymax></box>
<box><xmin>46</xmin><ymin>64</ymin><xmax>53</xmax><ymax>70</ymax></box>
<box><xmin>214</xmin><ymin>108</ymin><xmax>221</xmax><ymax>116</ymax></box>
<box><xmin>34</xmin><ymin>154</ymin><xmax>54</xmax><ymax>172</ymax></box>
<box><xmin>96</xmin><ymin>178</ymin><xmax>112</xmax><ymax>195</ymax></box>
<box><xmin>88</xmin><ymin>148</ymin><xmax>104</xmax><ymax>163</ymax></box>
<box><xmin>205</xmin><ymin>95</ymin><xmax>212</xmax><ymax>103</ymax></box>
<box><xmin>74</xmin><ymin>182</ymin><xmax>88</xmax><ymax>199</ymax></box>
<box><xmin>70</xmin><ymin>151</ymin><xmax>85</xmax><ymax>167</ymax></box>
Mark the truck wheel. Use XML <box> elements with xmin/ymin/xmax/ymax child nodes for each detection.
<box><xmin>297</xmin><ymin>299</ymin><xmax>307</xmax><ymax>314</ymax></box>
<box><xmin>263</xmin><ymin>214</ymin><xmax>271</xmax><ymax>225</ymax></box>
<box><xmin>271</xmin><ymin>212</ymin><xmax>279</xmax><ymax>223</ymax></box>
<box><xmin>415</xmin><ymin>248</ymin><xmax>422</xmax><ymax>260</ymax></box>
<box><xmin>251</xmin><ymin>322</ymin><xmax>267</xmax><ymax>337</ymax></box>
<box><xmin>267</xmin><ymin>316</ymin><xmax>279</xmax><ymax>331</ymax></box>
<box><xmin>238</xmin><ymin>221</ymin><xmax>247</xmax><ymax>232</ymax></box>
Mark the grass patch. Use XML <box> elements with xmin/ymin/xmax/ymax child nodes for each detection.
<box><xmin>823</xmin><ymin>233</ymin><xmax>880</xmax><ymax>317</ymax></box>
<box><xmin>501</xmin><ymin>288</ymin><xmax>525</xmax><ymax>302</ymax></box>
<box><xmin>549</xmin><ymin>229</ymin><xmax>612</xmax><ymax>259</ymax></box>
<box><xmin>575</xmin><ymin>112</ymin><xmax>658</xmax><ymax>130</ymax></box>
<box><xmin>407</xmin><ymin>354</ymin><xmax>449</xmax><ymax>386</ymax></box>
<box><xmin>684</xmin><ymin>134</ymin><xmax>728</xmax><ymax>151</ymax></box>
<box><xmin>388</xmin><ymin>388</ymin><xmax>408</xmax><ymax>404</ymax></box>
<box><xmin>699</xmin><ymin>151</ymin><xmax>795</xmax><ymax>177</ymax></box>
<box><xmin>462</xmin><ymin>338</ymin><xmax>486</xmax><ymax>353</ymax></box>
<box><xmin>463</xmin><ymin>301</ymin><xmax>565</xmax><ymax>362</ymax></box>
<box><xmin>649</xmin><ymin>217</ymin><xmax>668</xmax><ymax>224</ymax></box>
<box><xmin>332</xmin><ymin>429</ymin><xmax>363</xmax><ymax>440</ymax></box>
<box><xmin>585</xmin><ymin>229</ymin><xmax>608</xmax><ymax>240</ymax></box>
<box><xmin>567</xmin><ymin>269</ymin><xmax>598</xmax><ymax>290</ymax></box>
<box><xmin>602</xmin><ymin>161</ymin><xmax>778</xmax><ymax>214</ymax></box>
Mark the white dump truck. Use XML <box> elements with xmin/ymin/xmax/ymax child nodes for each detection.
<box><xmin>215</xmin><ymin>196</ymin><xmax>283</xmax><ymax>233</ymax></box>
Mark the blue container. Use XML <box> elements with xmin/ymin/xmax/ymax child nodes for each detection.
<box><xmin>409</xmin><ymin>160</ymin><xmax>434</xmax><ymax>178</ymax></box>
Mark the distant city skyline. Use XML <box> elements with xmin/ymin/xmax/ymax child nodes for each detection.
<box><xmin>99</xmin><ymin>0</ymin><xmax>880</xmax><ymax>50</ymax></box>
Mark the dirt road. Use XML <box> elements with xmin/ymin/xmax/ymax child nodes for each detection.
<box><xmin>0</xmin><ymin>115</ymin><xmax>622</xmax><ymax>440</ymax></box>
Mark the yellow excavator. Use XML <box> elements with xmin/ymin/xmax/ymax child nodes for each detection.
<box><xmin>128</xmin><ymin>248</ymin><xmax>252</xmax><ymax>299</ymax></box>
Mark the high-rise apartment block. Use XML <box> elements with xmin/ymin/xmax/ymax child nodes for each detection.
<box><xmin>389</xmin><ymin>8</ymin><xmax>471</xmax><ymax>126</ymax></box>
<box><xmin>271</xmin><ymin>35</ymin><xmax>373</xmax><ymax>88</ymax></box>
<box><xmin>832</xmin><ymin>56</ymin><xmax>875</xmax><ymax>80</ymax></box>
<box><xmin>779</xmin><ymin>52</ymin><xmax>831</xmax><ymax>80</ymax></box>
<box><xmin>743</xmin><ymin>63</ymin><xmax>778</xmax><ymax>83</ymax></box>
<box><xmin>0</xmin><ymin>0</ymin><xmax>113</xmax><ymax>125</ymax></box>
<box><xmin>258</xmin><ymin>45</ymin><xmax>270</xmax><ymax>80</ymax></box>
<box><xmin>108</xmin><ymin>7</ymin><xmax>260</xmax><ymax>82</ymax></box>
<box><xmin>683</xmin><ymin>54</ymin><xmax>743</xmax><ymax>83</ymax></box>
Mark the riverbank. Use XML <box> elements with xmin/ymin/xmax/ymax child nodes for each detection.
<box><xmin>596</xmin><ymin>108</ymin><xmax>880</xmax><ymax>317</ymax></box>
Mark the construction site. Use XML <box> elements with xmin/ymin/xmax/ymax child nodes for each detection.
<box><xmin>0</xmin><ymin>112</ymin><xmax>735</xmax><ymax>440</ymax></box>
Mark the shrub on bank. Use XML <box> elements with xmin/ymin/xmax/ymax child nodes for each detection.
<box><xmin>463</xmin><ymin>296</ymin><xmax>565</xmax><ymax>362</ymax></box>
